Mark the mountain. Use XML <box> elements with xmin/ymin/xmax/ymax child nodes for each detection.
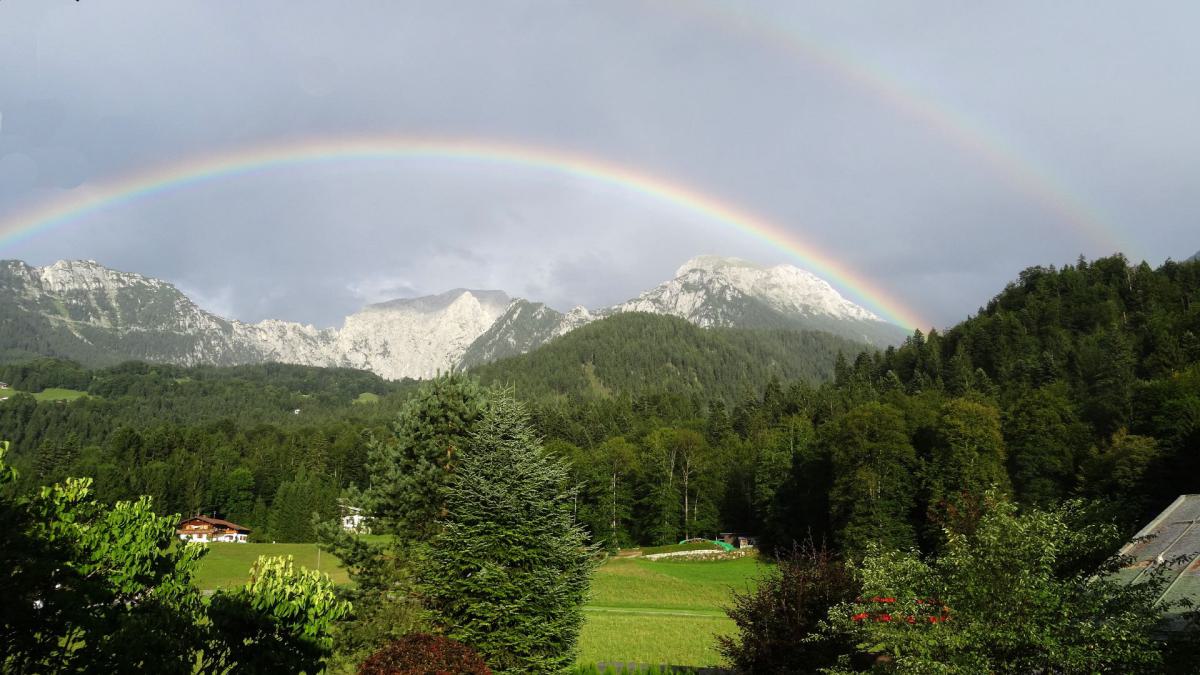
<box><xmin>0</xmin><ymin>256</ymin><xmax>908</xmax><ymax>379</ymax></box>
<box><xmin>459</xmin><ymin>300</ymin><xmax>593</xmax><ymax>369</ymax></box>
<box><xmin>0</xmin><ymin>260</ymin><xmax>508</xmax><ymax>379</ymax></box>
<box><xmin>471</xmin><ymin>312</ymin><xmax>865</xmax><ymax>401</ymax></box>
<box><xmin>471</xmin><ymin>256</ymin><xmax>908</xmax><ymax>357</ymax></box>
<box><xmin>605</xmin><ymin>256</ymin><xmax>909</xmax><ymax>345</ymax></box>
<box><xmin>1189</xmin><ymin>250</ymin><xmax>1200</xmax><ymax>262</ymax></box>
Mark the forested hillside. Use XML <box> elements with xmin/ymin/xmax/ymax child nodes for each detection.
<box><xmin>2</xmin><ymin>254</ymin><xmax>1197</xmax><ymax>552</ymax></box>
<box><xmin>471</xmin><ymin>312</ymin><xmax>866</xmax><ymax>401</ymax></box>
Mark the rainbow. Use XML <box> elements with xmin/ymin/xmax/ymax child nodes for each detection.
<box><xmin>0</xmin><ymin>136</ymin><xmax>927</xmax><ymax>329</ymax></box>
<box><xmin>673</xmin><ymin>0</ymin><xmax>1131</xmax><ymax>256</ymax></box>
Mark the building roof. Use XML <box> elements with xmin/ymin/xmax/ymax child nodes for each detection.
<box><xmin>179</xmin><ymin>515</ymin><xmax>252</xmax><ymax>533</ymax></box>
<box><xmin>1116</xmin><ymin>495</ymin><xmax>1200</xmax><ymax>620</ymax></box>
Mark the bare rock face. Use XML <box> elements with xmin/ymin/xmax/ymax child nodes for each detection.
<box><xmin>333</xmin><ymin>290</ymin><xmax>510</xmax><ymax>380</ymax></box>
<box><xmin>0</xmin><ymin>256</ymin><xmax>908</xmax><ymax>378</ymax></box>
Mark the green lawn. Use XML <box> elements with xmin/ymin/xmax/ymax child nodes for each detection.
<box><xmin>353</xmin><ymin>392</ymin><xmax>380</xmax><ymax>404</ymax></box>
<box><xmin>579</xmin><ymin>554</ymin><xmax>764</xmax><ymax>667</ymax></box>
<box><xmin>193</xmin><ymin>543</ymin><xmax>349</xmax><ymax>590</ymax></box>
<box><xmin>0</xmin><ymin>387</ymin><xmax>90</xmax><ymax>402</ymax></box>
<box><xmin>193</xmin><ymin>540</ymin><xmax>762</xmax><ymax>668</ymax></box>
<box><xmin>34</xmin><ymin>388</ymin><xmax>89</xmax><ymax>401</ymax></box>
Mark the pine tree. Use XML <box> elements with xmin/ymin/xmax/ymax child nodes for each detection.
<box><xmin>365</xmin><ymin>373</ymin><xmax>489</xmax><ymax>540</ymax></box>
<box><xmin>420</xmin><ymin>395</ymin><xmax>595</xmax><ymax>674</ymax></box>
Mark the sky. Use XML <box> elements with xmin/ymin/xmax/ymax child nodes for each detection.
<box><xmin>0</xmin><ymin>1</ymin><xmax>1197</xmax><ymax>330</ymax></box>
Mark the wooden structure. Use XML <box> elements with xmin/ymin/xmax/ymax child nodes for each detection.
<box><xmin>716</xmin><ymin>532</ymin><xmax>758</xmax><ymax>549</ymax></box>
<box><xmin>177</xmin><ymin>515</ymin><xmax>251</xmax><ymax>543</ymax></box>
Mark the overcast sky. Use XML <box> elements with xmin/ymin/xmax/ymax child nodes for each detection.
<box><xmin>1</xmin><ymin>1</ymin><xmax>1196</xmax><ymax>329</ymax></box>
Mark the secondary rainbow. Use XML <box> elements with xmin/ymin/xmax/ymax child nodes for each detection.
<box><xmin>671</xmin><ymin>0</ymin><xmax>1131</xmax><ymax>257</ymax></box>
<box><xmin>0</xmin><ymin>136</ymin><xmax>927</xmax><ymax>329</ymax></box>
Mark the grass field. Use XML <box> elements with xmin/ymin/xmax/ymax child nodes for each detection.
<box><xmin>193</xmin><ymin>543</ymin><xmax>349</xmax><ymax>590</ymax></box>
<box><xmin>0</xmin><ymin>387</ymin><xmax>90</xmax><ymax>402</ymax></box>
<box><xmin>34</xmin><ymin>388</ymin><xmax>89</xmax><ymax>401</ymax></box>
<box><xmin>194</xmin><ymin>540</ymin><xmax>762</xmax><ymax>668</ymax></box>
<box><xmin>579</xmin><ymin>554</ymin><xmax>763</xmax><ymax>668</ymax></box>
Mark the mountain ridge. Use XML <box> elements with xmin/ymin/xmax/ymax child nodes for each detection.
<box><xmin>0</xmin><ymin>256</ymin><xmax>909</xmax><ymax>378</ymax></box>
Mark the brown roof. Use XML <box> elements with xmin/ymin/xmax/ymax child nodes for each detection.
<box><xmin>179</xmin><ymin>515</ymin><xmax>252</xmax><ymax>533</ymax></box>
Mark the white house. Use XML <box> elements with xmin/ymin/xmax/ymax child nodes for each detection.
<box><xmin>340</xmin><ymin>504</ymin><xmax>370</xmax><ymax>533</ymax></box>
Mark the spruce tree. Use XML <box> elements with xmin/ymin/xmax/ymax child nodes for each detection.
<box><xmin>366</xmin><ymin>373</ymin><xmax>489</xmax><ymax>539</ymax></box>
<box><xmin>420</xmin><ymin>395</ymin><xmax>595</xmax><ymax>674</ymax></box>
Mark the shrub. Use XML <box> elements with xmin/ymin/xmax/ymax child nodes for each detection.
<box><xmin>357</xmin><ymin>633</ymin><xmax>491</xmax><ymax>675</ymax></box>
<box><xmin>717</xmin><ymin>541</ymin><xmax>859</xmax><ymax>674</ymax></box>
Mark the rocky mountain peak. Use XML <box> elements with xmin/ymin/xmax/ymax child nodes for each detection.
<box><xmin>674</xmin><ymin>255</ymin><xmax>765</xmax><ymax>277</ymax></box>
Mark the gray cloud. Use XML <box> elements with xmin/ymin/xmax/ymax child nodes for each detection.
<box><xmin>0</xmin><ymin>0</ymin><xmax>1196</xmax><ymax>330</ymax></box>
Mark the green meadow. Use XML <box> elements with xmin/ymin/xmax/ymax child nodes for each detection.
<box><xmin>0</xmin><ymin>387</ymin><xmax>90</xmax><ymax>402</ymax></box>
<box><xmin>193</xmin><ymin>542</ymin><xmax>349</xmax><ymax>590</ymax></box>
<box><xmin>195</xmin><ymin>543</ymin><xmax>762</xmax><ymax>667</ymax></box>
<box><xmin>579</xmin><ymin>554</ymin><xmax>762</xmax><ymax>667</ymax></box>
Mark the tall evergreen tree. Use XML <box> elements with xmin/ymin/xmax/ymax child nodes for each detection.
<box><xmin>420</xmin><ymin>395</ymin><xmax>595</xmax><ymax>674</ymax></box>
<box><xmin>365</xmin><ymin>373</ymin><xmax>490</xmax><ymax>539</ymax></box>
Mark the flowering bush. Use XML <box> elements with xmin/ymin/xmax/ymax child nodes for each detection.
<box><xmin>357</xmin><ymin>633</ymin><xmax>491</xmax><ymax>675</ymax></box>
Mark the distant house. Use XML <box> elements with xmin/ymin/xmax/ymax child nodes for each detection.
<box><xmin>0</xmin><ymin>382</ymin><xmax>9</xmax><ymax>389</ymax></box>
<box><xmin>1117</xmin><ymin>494</ymin><xmax>1200</xmax><ymax>629</ymax></box>
<box><xmin>340</xmin><ymin>503</ymin><xmax>370</xmax><ymax>534</ymax></box>
<box><xmin>717</xmin><ymin>532</ymin><xmax>758</xmax><ymax>549</ymax></box>
<box><xmin>177</xmin><ymin>515</ymin><xmax>251</xmax><ymax>543</ymax></box>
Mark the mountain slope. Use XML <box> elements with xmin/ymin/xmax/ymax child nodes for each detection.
<box><xmin>0</xmin><ymin>256</ymin><xmax>909</xmax><ymax>378</ymax></box>
<box><xmin>606</xmin><ymin>256</ymin><xmax>909</xmax><ymax>346</ymax></box>
<box><xmin>459</xmin><ymin>300</ymin><xmax>593</xmax><ymax>369</ymax></box>
<box><xmin>470</xmin><ymin>312</ymin><xmax>868</xmax><ymax>401</ymax></box>
<box><xmin>0</xmin><ymin>260</ymin><xmax>509</xmax><ymax>379</ymax></box>
<box><xmin>464</xmin><ymin>255</ymin><xmax>910</xmax><ymax>361</ymax></box>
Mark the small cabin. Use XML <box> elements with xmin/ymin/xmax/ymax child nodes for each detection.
<box><xmin>717</xmin><ymin>532</ymin><xmax>758</xmax><ymax>549</ymax></box>
<box><xmin>177</xmin><ymin>515</ymin><xmax>251</xmax><ymax>543</ymax></box>
<box><xmin>0</xmin><ymin>382</ymin><xmax>9</xmax><ymax>389</ymax></box>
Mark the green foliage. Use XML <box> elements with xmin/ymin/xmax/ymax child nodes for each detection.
<box><xmin>827</xmin><ymin>497</ymin><xmax>1176</xmax><ymax>674</ymax></box>
<box><xmin>366</xmin><ymin>372</ymin><xmax>491</xmax><ymax>539</ymax></box>
<box><xmin>315</xmin><ymin>520</ymin><xmax>427</xmax><ymax>669</ymax></box>
<box><xmin>718</xmin><ymin>542</ymin><xmax>859</xmax><ymax>674</ymax></box>
<box><xmin>267</xmin><ymin>470</ymin><xmax>338</xmax><ymax>542</ymax></box>
<box><xmin>421</xmin><ymin>395</ymin><xmax>597</xmax><ymax>673</ymax></box>
<box><xmin>825</xmin><ymin>403</ymin><xmax>918</xmax><ymax>552</ymax></box>
<box><xmin>206</xmin><ymin>555</ymin><xmax>351</xmax><ymax>674</ymax></box>
<box><xmin>0</xmin><ymin>444</ymin><xmax>349</xmax><ymax>674</ymax></box>
<box><xmin>0</xmin><ymin>441</ymin><xmax>206</xmax><ymax>674</ymax></box>
<box><xmin>473</xmin><ymin>313</ymin><xmax>868</xmax><ymax>402</ymax></box>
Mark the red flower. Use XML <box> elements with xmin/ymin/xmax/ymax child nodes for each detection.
<box><xmin>851</xmin><ymin>612</ymin><xmax>869</xmax><ymax>622</ymax></box>
<box><xmin>876</xmin><ymin>613</ymin><xmax>893</xmax><ymax>622</ymax></box>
